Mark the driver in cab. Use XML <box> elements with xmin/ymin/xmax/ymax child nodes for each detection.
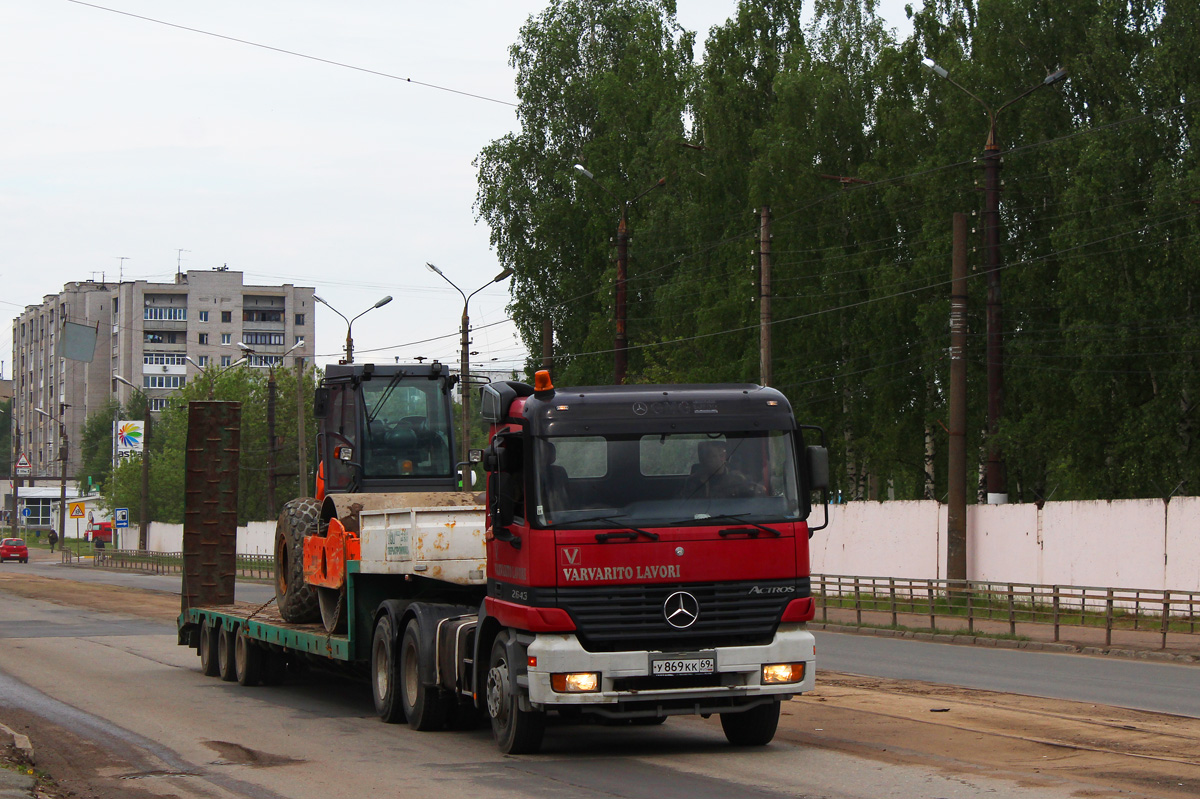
<box><xmin>681</xmin><ymin>440</ymin><xmax>762</xmax><ymax>499</ymax></box>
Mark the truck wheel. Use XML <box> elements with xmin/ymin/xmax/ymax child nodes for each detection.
<box><xmin>486</xmin><ymin>631</ymin><xmax>545</xmax><ymax>754</ymax></box>
<box><xmin>371</xmin><ymin>615</ymin><xmax>406</xmax><ymax>724</ymax></box>
<box><xmin>720</xmin><ymin>700</ymin><xmax>781</xmax><ymax>746</ymax></box>
<box><xmin>199</xmin><ymin>618</ymin><xmax>220</xmax><ymax>677</ymax></box>
<box><xmin>400</xmin><ymin>619</ymin><xmax>447</xmax><ymax>731</ymax></box>
<box><xmin>235</xmin><ymin>633</ymin><xmax>263</xmax><ymax>686</ymax></box>
<box><xmin>274</xmin><ymin>497</ymin><xmax>321</xmax><ymax>623</ymax></box>
<box><xmin>217</xmin><ymin>623</ymin><xmax>238</xmax><ymax>682</ymax></box>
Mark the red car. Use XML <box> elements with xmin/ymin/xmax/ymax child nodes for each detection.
<box><xmin>0</xmin><ymin>538</ymin><xmax>29</xmax><ymax>563</ymax></box>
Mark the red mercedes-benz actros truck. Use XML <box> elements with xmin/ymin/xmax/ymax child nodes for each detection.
<box><xmin>179</xmin><ymin>365</ymin><xmax>829</xmax><ymax>754</ymax></box>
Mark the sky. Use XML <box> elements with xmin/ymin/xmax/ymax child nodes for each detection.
<box><xmin>1</xmin><ymin>0</ymin><xmax>916</xmax><ymax>381</ymax></box>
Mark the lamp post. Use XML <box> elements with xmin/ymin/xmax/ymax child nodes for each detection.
<box><xmin>313</xmin><ymin>294</ymin><xmax>393</xmax><ymax>364</ymax></box>
<box><xmin>239</xmin><ymin>340</ymin><xmax>305</xmax><ymax>517</ymax></box>
<box><xmin>425</xmin><ymin>263</ymin><xmax>514</xmax><ymax>491</ymax></box>
<box><xmin>112</xmin><ymin>374</ymin><xmax>151</xmax><ymax>550</ymax></box>
<box><xmin>184</xmin><ymin>356</ymin><xmax>248</xmax><ymax>399</ymax></box>
<box><xmin>33</xmin><ymin>405</ymin><xmax>67</xmax><ymax>553</ymax></box>
<box><xmin>921</xmin><ymin>58</ymin><xmax>1066</xmax><ymax>505</ymax></box>
<box><xmin>573</xmin><ymin>164</ymin><xmax>666</xmax><ymax>384</ymax></box>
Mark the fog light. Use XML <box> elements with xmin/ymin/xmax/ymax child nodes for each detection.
<box><xmin>762</xmin><ymin>663</ymin><xmax>805</xmax><ymax>684</ymax></box>
<box><xmin>551</xmin><ymin>672</ymin><xmax>599</xmax><ymax>693</ymax></box>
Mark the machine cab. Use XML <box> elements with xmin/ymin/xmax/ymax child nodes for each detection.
<box><xmin>315</xmin><ymin>362</ymin><xmax>459</xmax><ymax>495</ymax></box>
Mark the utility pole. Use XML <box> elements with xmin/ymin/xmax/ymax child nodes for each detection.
<box><xmin>759</xmin><ymin>206</ymin><xmax>773</xmax><ymax>386</ymax></box>
<box><xmin>140</xmin><ymin>410</ymin><xmax>151</xmax><ymax>550</ymax></box>
<box><xmin>296</xmin><ymin>357</ymin><xmax>308</xmax><ymax>497</ymax></box>
<box><xmin>948</xmin><ymin>213</ymin><xmax>968</xmax><ymax>585</ymax></box>
<box><xmin>57</xmin><ymin>408</ymin><xmax>67</xmax><ymax>553</ymax></box>
<box><xmin>615</xmin><ymin>211</ymin><xmax>629</xmax><ymax>385</ymax></box>
<box><xmin>459</xmin><ymin>303</ymin><xmax>471</xmax><ymax>490</ymax></box>
<box><xmin>266</xmin><ymin>371</ymin><xmax>277</xmax><ymax>517</ymax></box>
<box><xmin>11</xmin><ymin>421</ymin><xmax>20</xmax><ymax>534</ymax></box>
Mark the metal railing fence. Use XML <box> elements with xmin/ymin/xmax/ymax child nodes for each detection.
<box><xmin>813</xmin><ymin>574</ymin><xmax>1200</xmax><ymax>649</ymax></box>
<box><xmin>90</xmin><ymin>550</ymin><xmax>274</xmax><ymax>580</ymax></box>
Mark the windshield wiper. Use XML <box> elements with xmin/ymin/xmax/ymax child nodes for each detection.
<box><xmin>558</xmin><ymin>514</ymin><xmax>659</xmax><ymax>542</ymax></box>
<box><xmin>674</xmin><ymin>513</ymin><xmax>782</xmax><ymax>538</ymax></box>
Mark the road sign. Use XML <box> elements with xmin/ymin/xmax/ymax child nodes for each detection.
<box><xmin>21</xmin><ymin>508</ymin><xmax>31</xmax><ymax>518</ymax></box>
<box><xmin>69</xmin><ymin>502</ymin><xmax>86</xmax><ymax>518</ymax></box>
<box><xmin>114</xmin><ymin>508</ymin><xmax>130</xmax><ymax>528</ymax></box>
<box><xmin>15</xmin><ymin>453</ymin><xmax>31</xmax><ymax>477</ymax></box>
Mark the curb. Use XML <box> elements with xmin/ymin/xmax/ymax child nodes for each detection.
<box><xmin>0</xmin><ymin>726</ymin><xmax>32</xmax><ymax>763</ymax></box>
<box><xmin>808</xmin><ymin>622</ymin><xmax>1200</xmax><ymax>664</ymax></box>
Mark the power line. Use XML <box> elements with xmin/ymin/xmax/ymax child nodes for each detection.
<box><xmin>64</xmin><ymin>0</ymin><xmax>518</xmax><ymax>107</ymax></box>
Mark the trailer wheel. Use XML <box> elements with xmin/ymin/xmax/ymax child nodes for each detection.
<box><xmin>274</xmin><ymin>497</ymin><xmax>321</xmax><ymax>623</ymax></box>
<box><xmin>486</xmin><ymin>631</ymin><xmax>545</xmax><ymax>754</ymax></box>
<box><xmin>719</xmin><ymin>700</ymin><xmax>781</xmax><ymax>746</ymax></box>
<box><xmin>371</xmin><ymin>615</ymin><xmax>406</xmax><ymax>724</ymax></box>
<box><xmin>235</xmin><ymin>633</ymin><xmax>263</xmax><ymax>686</ymax></box>
<box><xmin>199</xmin><ymin>618</ymin><xmax>220</xmax><ymax>677</ymax></box>
<box><xmin>217</xmin><ymin>623</ymin><xmax>238</xmax><ymax>682</ymax></box>
<box><xmin>400</xmin><ymin>619</ymin><xmax>447</xmax><ymax>731</ymax></box>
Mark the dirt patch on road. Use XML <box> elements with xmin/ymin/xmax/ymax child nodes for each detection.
<box><xmin>0</xmin><ymin>571</ymin><xmax>181</xmax><ymax>620</ymax></box>
<box><xmin>780</xmin><ymin>672</ymin><xmax>1200</xmax><ymax>799</ymax></box>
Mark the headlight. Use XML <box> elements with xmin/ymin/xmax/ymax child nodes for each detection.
<box><xmin>762</xmin><ymin>663</ymin><xmax>805</xmax><ymax>684</ymax></box>
<box><xmin>551</xmin><ymin>672</ymin><xmax>600</xmax><ymax>692</ymax></box>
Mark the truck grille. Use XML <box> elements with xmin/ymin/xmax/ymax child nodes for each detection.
<box><xmin>556</xmin><ymin>579</ymin><xmax>803</xmax><ymax>653</ymax></box>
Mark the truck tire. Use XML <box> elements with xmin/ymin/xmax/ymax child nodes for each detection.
<box><xmin>275</xmin><ymin>498</ymin><xmax>321</xmax><ymax>623</ymax></box>
<box><xmin>235</xmin><ymin>633</ymin><xmax>263</xmax><ymax>686</ymax></box>
<box><xmin>719</xmin><ymin>700</ymin><xmax>781</xmax><ymax>746</ymax></box>
<box><xmin>486</xmin><ymin>631</ymin><xmax>545</xmax><ymax>754</ymax></box>
<box><xmin>199</xmin><ymin>618</ymin><xmax>220</xmax><ymax>677</ymax></box>
<box><xmin>400</xmin><ymin>619</ymin><xmax>447</xmax><ymax>731</ymax></box>
<box><xmin>217</xmin><ymin>624</ymin><xmax>238</xmax><ymax>682</ymax></box>
<box><xmin>371</xmin><ymin>615</ymin><xmax>406</xmax><ymax>724</ymax></box>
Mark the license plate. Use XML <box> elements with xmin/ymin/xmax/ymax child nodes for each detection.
<box><xmin>650</xmin><ymin>655</ymin><xmax>716</xmax><ymax>676</ymax></box>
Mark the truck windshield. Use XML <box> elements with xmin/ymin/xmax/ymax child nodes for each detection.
<box><xmin>533</xmin><ymin>431</ymin><xmax>801</xmax><ymax>528</ymax></box>
<box><xmin>360</xmin><ymin>378</ymin><xmax>454</xmax><ymax>477</ymax></box>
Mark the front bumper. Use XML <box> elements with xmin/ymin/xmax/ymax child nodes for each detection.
<box><xmin>524</xmin><ymin>624</ymin><xmax>815</xmax><ymax>714</ymax></box>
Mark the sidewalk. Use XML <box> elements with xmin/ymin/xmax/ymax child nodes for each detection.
<box><xmin>811</xmin><ymin>605</ymin><xmax>1200</xmax><ymax>664</ymax></box>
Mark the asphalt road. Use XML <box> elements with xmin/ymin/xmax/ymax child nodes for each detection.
<box><xmin>15</xmin><ymin>560</ymin><xmax>1200</xmax><ymax>717</ymax></box>
<box><xmin>0</xmin><ymin>591</ymin><xmax>1103</xmax><ymax>799</ymax></box>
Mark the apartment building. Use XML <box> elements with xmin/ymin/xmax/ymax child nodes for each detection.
<box><xmin>11</xmin><ymin>269</ymin><xmax>315</xmax><ymax>487</ymax></box>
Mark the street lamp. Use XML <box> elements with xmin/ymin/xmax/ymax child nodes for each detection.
<box><xmin>921</xmin><ymin>57</ymin><xmax>1066</xmax><ymax>505</ymax></box>
<box><xmin>241</xmin><ymin>340</ymin><xmax>306</xmax><ymax>516</ymax></box>
<box><xmin>183</xmin><ymin>355</ymin><xmax>248</xmax><ymax>399</ymax></box>
<box><xmin>573</xmin><ymin>164</ymin><xmax>666</xmax><ymax>384</ymax></box>
<box><xmin>313</xmin><ymin>294</ymin><xmax>393</xmax><ymax>364</ymax></box>
<box><xmin>33</xmin><ymin>406</ymin><xmax>67</xmax><ymax>553</ymax></box>
<box><xmin>113</xmin><ymin>374</ymin><xmax>152</xmax><ymax>550</ymax></box>
<box><xmin>426</xmin><ymin>262</ymin><xmax>514</xmax><ymax>491</ymax></box>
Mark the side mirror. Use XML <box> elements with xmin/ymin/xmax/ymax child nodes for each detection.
<box><xmin>313</xmin><ymin>387</ymin><xmax>330</xmax><ymax>419</ymax></box>
<box><xmin>468</xmin><ymin>448</ymin><xmax>484</xmax><ymax>464</ymax></box>
<box><xmin>806</xmin><ymin>446</ymin><xmax>829</xmax><ymax>491</ymax></box>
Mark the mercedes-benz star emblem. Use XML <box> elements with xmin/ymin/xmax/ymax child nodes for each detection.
<box><xmin>663</xmin><ymin>591</ymin><xmax>700</xmax><ymax>629</ymax></box>
<box><xmin>632</xmin><ymin>401</ymin><xmax>648</xmax><ymax>416</ymax></box>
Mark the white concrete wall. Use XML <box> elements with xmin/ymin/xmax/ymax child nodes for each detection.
<box><xmin>147</xmin><ymin>521</ymin><xmax>275</xmax><ymax>555</ymax></box>
<box><xmin>807</xmin><ymin>497</ymin><xmax>1200</xmax><ymax>592</ymax></box>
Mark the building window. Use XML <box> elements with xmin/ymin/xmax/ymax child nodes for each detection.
<box><xmin>242</xmin><ymin>332</ymin><xmax>283</xmax><ymax>346</ymax></box>
<box><xmin>295</xmin><ymin>336</ymin><xmax>304</xmax><ymax>346</ymax></box>
<box><xmin>249</xmin><ymin>355</ymin><xmax>284</xmax><ymax>367</ymax></box>
<box><xmin>221</xmin><ymin>333</ymin><xmax>231</xmax><ymax>345</ymax></box>
<box><xmin>221</xmin><ymin>355</ymin><xmax>232</xmax><ymax>367</ymax></box>
<box><xmin>198</xmin><ymin>355</ymin><xmax>209</xmax><ymax>367</ymax></box>
<box><xmin>145</xmin><ymin>332</ymin><xmax>164</xmax><ymax>344</ymax></box>
<box><xmin>295</xmin><ymin>313</ymin><xmax>305</xmax><ymax>326</ymax></box>
<box><xmin>221</xmin><ymin>311</ymin><xmax>232</xmax><ymax>323</ymax></box>
<box><xmin>243</xmin><ymin>309</ymin><xmax>283</xmax><ymax>323</ymax></box>
<box><xmin>199</xmin><ymin>310</ymin><xmax>209</xmax><ymax>322</ymax></box>
<box><xmin>143</xmin><ymin>375</ymin><xmax>185</xmax><ymax>389</ymax></box>
<box><xmin>24</xmin><ymin>499</ymin><xmax>52</xmax><ymax>528</ymax></box>
<box><xmin>198</xmin><ymin>333</ymin><xmax>209</xmax><ymax>345</ymax></box>
<box><xmin>144</xmin><ymin>306</ymin><xmax>187</xmax><ymax>321</ymax></box>
<box><xmin>143</xmin><ymin>354</ymin><xmax>188</xmax><ymax>366</ymax></box>
<box><xmin>149</xmin><ymin>398</ymin><xmax>171</xmax><ymax>411</ymax></box>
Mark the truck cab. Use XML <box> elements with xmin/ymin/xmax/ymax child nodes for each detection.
<box><xmin>476</xmin><ymin>374</ymin><xmax>828</xmax><ymax>750</ymax></box>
